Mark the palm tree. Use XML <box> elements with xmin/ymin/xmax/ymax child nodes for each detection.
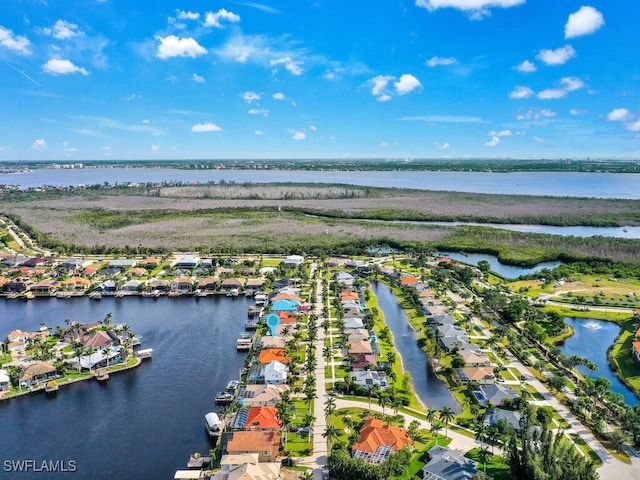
<box><xmin>322</xmin><ymin>424</ymin><xmax>340</xmax><ymax>451</ymax></box>
<box><xmin>304</xmin><ymin>385</ymin><xmax>316</xmax><ymax>413</ymax></box>
<box><xmin>101</xmin><ymin>346</ymin><xmax>111</xmax><ymax>369</ymax></box>
<box><xmin>477</xmin><ymin>445</ymin><xmax>491</xmax><ymax>473</ymax></box>
<box><xmin>378</xmin><ymin>391</ymin><xmax>389</xmax><ymax>415</ymax></box>
<box><xmin>343</xmin><ymin>374</ymin><xmax>354</xmax><ymax>395</ymax></box>
<box><xmin>474</xmin><ymin>422</ymin><xmax>488</xmax><ymax>447</ymax></box>
<box><xmin>426</xmin><ymin>408</ymin><xmax>438</xmax><ymax>426</ymax></box>
<box><xmin>303</xmin><ymin>413</ymin><xmax>316</xmax><ymax>444</ymax></box>
<box><xmin>439</xmin><ymin>405</ymin><xmax>455</xmax><ymax>437</ymax></box>
<box><xmin>368</xmin><ymin>384</ymin><xmax>380</xmax><ymax>411</ymax></box>
<box><xmin>431</xmin><ymin>421</ymin><xmax>442</xmax><ymax>446</ymax></box>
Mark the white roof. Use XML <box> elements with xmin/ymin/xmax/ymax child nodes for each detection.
<box><xmin>0</xmin><ymin>369</ymin><xmax>10</xmax><ymax>382</ymax></box>
<box><xmin>173</xmin><ymin>471</ymin><xmax>205</xmax><ymax>479</ymax></box>
<box><xmin>264</xmin><ymin>360</ymin><xmax>288</xmax><ymax>375</ymax></box>
<box><xmin>205</xmin><ymin>412</ymin><xmax>220</xmax><ymax>429</ymax></box>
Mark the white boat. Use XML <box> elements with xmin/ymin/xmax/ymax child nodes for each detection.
<box><xmin>226</xmin><ymin>380</ymin><xmax>240</xmax><ymax>391</ymax></box>
<box><xmin>204</xmin><ymin>412</ymin><xmax>222</xmax><ymax>437</ymax></box>
<box><xmin>254</xmin><ymin>293</ymin><xmax>268</xmax><ymax>305</ymax></box>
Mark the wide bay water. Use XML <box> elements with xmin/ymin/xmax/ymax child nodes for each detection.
<box><xmin>437</xmin><ymin>251</ymin><xmax>562</xmax><ymax>279</ymax></box>
<box><xmin>0</xmin><ymin>296</ymin><xmax>251</xmax><ymax>479</ymax></box>
<box><xmin>371</xmin><ymin>281</ymin><xmax>460</xmax><ymax>413</ymax></box>
<box><xmin>2</xmin><ymin>168</ymin><xmax>640</xmax><ymax>199</ymax></box>
<box><xmin>558</xmin><ymin>317</ymin><xmax>638</xmax><ymax>407</ymax></box>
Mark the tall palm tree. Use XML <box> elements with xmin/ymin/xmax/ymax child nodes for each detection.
<box><xmin>426</xmin><ymin>408</ymin><xmax>438</xmax><ymax>426</ymax></box>
<box><xmin>474</xmin><ymin>422</ymin><xmax>488</xmax><ymax>447</ymax></box>
<box><xmin>378</xmin><ymin>391</ymin><xmax>389</xmax><ymax>415</ymax></box>
<box><xmin>431</xmin><ymin>421</ymin><xmax>442</xmax><ymax>446</ymax></box>
<box><xmin>477</xmin><ymin>445</ymin><xmax>490</xmax><ymax>473</ymax></box>
<box><xmin>322</xmin><ymin>424</ymin><xmax>340</xmax><ymax>451</ymax></box>
<box><xmin>439</xmin><ymin>406</ymin><xmax>455</xmax><ymax>437</ymax></box>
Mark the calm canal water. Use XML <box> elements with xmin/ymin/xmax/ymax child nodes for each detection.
<box><xmin>371</xmin><ymin>281</ymin><xmax>460</xmax><ymax>413</ymax></box>
<box><xmin>558</xmin><ymin>318</ymin><xmax>638</xmax><ymax>407</ymax></box>
<box><xmin>2</xmin><ymin>168</ymin><xmax>639</xmax><ymax>199</ymax></box>
<box><xmin>0</xmin><ymin>296</ymin><xmax>251</xmax><ymax>479</ymax></box>
<box><xmin>438</xmin><ymin>251</ymin><xmax>562</xmax><ymax>279</ymax></box>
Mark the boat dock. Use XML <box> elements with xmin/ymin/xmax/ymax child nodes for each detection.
<box><xmin>236</xmin><ymin>333</ymin><xmax>253</xmax><ymax>351</ymax></box>
<box><xmin>135</xmin><ymin>348</ymin><xmax>153</xmax><ymax>360</ymax></box>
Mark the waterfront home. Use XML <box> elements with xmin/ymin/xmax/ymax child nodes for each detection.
<box><xmin>5</xmin><ymin>277</ymin><xmax>32</xmax><ymax>293</ymax></box>
<box><xmin>258</xmin><ymin>349</ymin><xmax>288</xmax><ymax>365</ymax></box>
<box><xmin>348</xmin><ymin>340</ymin><xmax>374</xmax><ymax>356</ymax></box>
<box><xmin>459</xmin><ymin>349</ymin><xmax>491</xmax><ymax>367</ymax></box>
<box><xmin>352</xmin><ymin>416</ymin><xmax>413</xmax><ymax>465</ymax></box>
<box><xmin>1</xmin><ymin>253</ymin><xmax>29</xmax><ymax>266</ymax></box>
<box><xmin>271</xmin><ymin>291</ymin><xmax>301</xmax><ymax>303</ymax></box>
<box><xmin>7</xmin><ymin>329</ymin><xmax>48</xmax><ymax>344</ymax></box>
<box><xmin>60</xmin><ymin>258</ymin><xmax>91</xmax><ymax>270</ymax></box>
<box><xmin>0</xmin><ymin>276</ymin><xmax>8</xmax><ymax>291</ymax></box>
<box><xmin>237</xmin><ymin>384</ymin><xmax>289</xmax><ymax>407</ymax></box>
<box><xmin>0</xmin><ymin>369</ymin><xmax>10</xmax><ymax>392</ymax></box>
<box><xmin>197</xmin><ymin>276</ymin><xmax>218</xmax><ymax>291</ymax></box>
<box><xmin>283</xmin><ymin>254</ymin><xmax>304</xmax><ymax>266</ymax></box>
<box><xmin>632</xmin><ymin>341</ymin><xmax>640</xmax><ymax>364</ymax></box>
<box><xmin>225</xmin><ymin>431</ymin><xmax>281</xmax><ymax>462</ymax></box>
<box><xmin>19</xmin><ymin>361</ymin><xmax>59</xmax><ymax>388</ymax></box>
<box><xmin>263</xmin><ymin>360</ymin><xmax>289</xmax><ymax>384</ymax></box>
<box><xmin>171</xmin><ymin>277</ymin><xmax>193</xmax><ymax>293</ymax></box>
<box><xmin>276</xmin><ymin>311</ymin><xmax>297</xmax><ymax>324</ymax></box>
<box><xmin>175</xmin><ymin>255</ymin><xmax>200</xmax><ymax>269</ymax></box>
<box><xmin>140</xmin><ymin>257</ymin><xmax>161</xmax><ymax>268</ymax></box>
<box><xmin>121</xmin><ymin>279</ymin><xmax>143</xmax><ymax>293</ymax></box>
<box><xmin>94</xmin><ymin>280</ymin><xmax>117</xmax><ymax>293</ymax></box>
<box><xmin>335</xmin><ymin>271</ymin><xmax>355</xmax><ymax>286</ymax></box>
<box><xmin>62</xmin><ymin>276</ymin><xmax>92</xmax><ymax>291</ymax></box>
<box><xmin>127</xmin><ymin>267</ymin><xmax>147</xmax><ymax>277</ymax></box>
<box><xmin>421</xmin><ymin>445</ymin><xmax>478</xmax><ymax>480</ymax></box>
<box><xmin>343</xmin><ymin>317</ymin><xmax>365</xmax><ymax>330</ymax></box>
<box><xmin>351</xmin><ymin>370</ymin><xmax>388</xmax><ymax>389</ymax></box>
<box><xmin>350</xmin><ymin>353</ymin><xmax>378</xmax><ymax>371</ymax></box>
<box><xmin>257</xmin><ymin>336</ymin><xmax>287</xmax><ymax>350</ymax></box>
<box><xmin>347</xmin><ymin>328</ymin><xmax>370</xmax><ymax>342</ymax></box>
<box><xmin>147</xmin><ymin>279</ymin><xmax>170</xmax><ymax>293</ymax></box>
<box><xmin>72</xmin><ymin>347</ymin><xmax>123</xmax><ymax>371</ymax></box>
<box><xmin>428</xmin><ymin>313</ymin><xmax>456</xmax><ymax>326</ymax></box>
<box><xmin>242</xmin><ymin>406</ymin><xmax>281</xmax><ymax>430</ymax></box>
<box><xmin>82</xmin><ymin>330</ymin><xmax>119</xmax><ymax>349</ymax></box>
<box><xmin>475</xmin><ymin>383</ymin><xmax>519</xmax><ymax>406</ymax></box>
<box><xmin>219</xmin><ymin>454</ymin><xmax>281</xmax><ymax>480</ymax></box>
<box><xmin>31</xmin><ymin>279</ymin><xmax>61</xmax><ymax>294</ymax></box>
<box><xmin>221</xmin><ymin>277</ymin><xmax>244</xmax><ymax>291</ymax></box>
<box><xmin>400</xmin><ymin>275</ymin><xmax>419</xmax><ymax>287</ymax></box>
<box><xmin>270</xmin><ymin>299</ymin><xmax>299</xmax><ymax>312</ymax></box>
<box><xmin>245</xmin><ymin>278</ymin><xmax>265</xmax><ymax>291</ymax></box>
<box><xmin>457</xmin><ymin>366</ymin><xmax>496</xmax><ymax>385</ymax></box>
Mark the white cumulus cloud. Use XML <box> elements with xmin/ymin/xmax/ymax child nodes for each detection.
<box><xmin>516</xmin><ymin>109</ymin><xmax>557</xmax><ymax>120</ymax></box>
<box><xmin>292</xmin><ymin>131</ymin><xmax>306</xmax><ymax>140</ymax></box>
<box><xmin>395</xmin><ymin>74</ymin><xmax>421</xmax><ymax>95</ymax></box>
<box><xmin>270</xmin><ymin>56</ymin><xmax>303</xmax><ymax>75</ymax></box>
<box><xmin>569</xmin><ymin>108</ymin><xmax>586</xmax><ymax>116</ymax></box>
<box><xmin>371</xmin><ymin>75</ymin><xmax>392</xmax><ymax>96</ymax></box>
<box><xmin>537</xmin><ymin>45</ymin><xmax>575</xmax><ymax>66</ymax></box>
<box><xmin>538</xmin><ymin>77</ymin><xmax>585</xmax><ymax>100</ymax></box>
<box><xmin>46</xmin><ymin>20</ymin><xmax>84</xmax><ymax>40</ymax></box>
<box><xmin>31</xmin><ymin>138</ymin><xmax>47</xmax><ymax>149</ymax></box>
<box><xmin>204</xmin><ymin>9</ymin><xmax>241</xmax><ymax>28</ymax></box>
<box><xmin>0</xmin><ymin>26</ymin><xmax>31</xmax><ymax>54</ymax></box>
<box><xmin>177</xmin><ymin>10</ymin><xmax>200</xmax><ymax>20</ymax></box>
<box><xmin>248</xmin><ymin>108</ymin><xmax>269</xmax><ymax>116</ymax></box>
<box><xmin>488</xmin><ymin>130</ymin><xmax>512</xmax><ymax>137</ymax></box>
<box><xmin>192</xmin><ymin>73</ymin><xmax>205</xmax><ymax>83</ymax></box>
<box><xmin>565</xmin><ymin>6</ymin><xmax>604</xmax><ymax>39</ymax></box>
<box><xmin>484</xmin><ymin>136</ymin><xmax>500</xmax><ymax>147</ymax></box>
<box><xmin>514</xmin><ymin>60</ymin><xmax>536</xmax><ymax>73</ymax></box>
<box><xmin>43</xmin><ymin>58</ymin><xmax>88</xmax><ymax>75</ymax></box>
<box><xmin>272</xmin><ymin>92</ymin><xmax>286</xmax><ymax>100</ymax></box>
<box><xmin>435</xmin><ymin>142</ymin><xmax>450</xmax><ymax>150</ymax></box>
<box><xmin>415</xmin><ymin>0</ymin><xmax>525</xmax><ymax>20</ymax></box>
<box><xmin>625</xmin><ymin>120</ymin><xmax>640</xmax><ymax>132</ymax></box>
<box><xmin>191</xmin><ymin>122</ymin><xmax>222</xmax><ymax>132</ymax></box>
<box><xmin>156</xmin><ymin>35</ymin><xmax>207</xmax><ymax>59</ymax></box>
<box><xmin>254</xmin><ymin>130</ymin><xmax>264</xmax><ymax>135</ymax></box>
<box><xmin>242</xmin><ymin>91</ymin><xmax>260</xmax><ymax>103</ymax></box>
<box><xmin>426</xmin><ymin>56</ymin><xmax>458</xmax><ymax>67</ymax></box>
<box><xmin>510</xmin><ymin>86</ymin><xmax>534</xmax><ymax>99</ymax></box>
<box><xmin>606</xmin><ymin>108</ymin><xmax>631</xmax><ymax>122</ymax></box>
<box><xmin>151</xmin><ymin>145</ymin><xmax>160</xmax><ymax>151</ymax></box>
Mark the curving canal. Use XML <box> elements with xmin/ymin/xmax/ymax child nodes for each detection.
<box><xmin>371</xmin><ymin>281</ymin><xmax>461</xmax><ymax>413</ymax></box>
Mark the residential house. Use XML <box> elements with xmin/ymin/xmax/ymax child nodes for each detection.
<box><xmin>19</xmin><ymin>361</ymin><xmax>59</xmax><ymax>388</ymax></box>
<box><xmin>476</xmin><ymin>383</ymin><xmax>519</xmax><ymax>406</ymax></box>
<box><xmin>221</xmin><ymin>278</ymin><xmax>244</xmax><ymax>291</ymax></box>
<box><xmin>94</xmin><ymin>280</ymin><xmax>117</xmax><ymax>293</ymax></box>
<box><xmin>128</xmin><ymin>267</ymin><xmax>147</xmax><ymax>277</ymax></box>
<box><xmin>352</xmin><ymin>416</ymin><xmax>413</xmax><ymax>465</ymax></box>
<box><xmin>0</xmin><ymin>369</ymin><xmax>10</xmax><ymax>392</ymax></box>
<box><xmin>60</xmin><ymin>258</ymin><xmax>90</xmax><ymax>270</ymax></box>
<box><xmin>175</xmin><ymin>255</ymin><xmax>200</xmax><ymax>269</ymax></box>
<box><xmin>350</xmin><ymin>354</ymin><xmax>378</xmax><ymax>371</ymax></box>
<box><xmin>72</xmin><ymin>347</ymin><xmax>123</xmax><ymax>371</ymax></box>
<box><xmin>5</xmin><ymin>277</ymin><xmax>32</xmax><ymax>293</ymax></box>
<box><xmin>484</xmin><ymin>408</ymin><xmax>522</xmax><ymax>432</ymax></box>
<box><xmin>140</xmin><ymin>257</ymin><xmax>161</xmax><ymax>268</ymax></box>
<box><xmin>30</xmin><ymin>279</ymin><xmax>61</xmax><ymax>295</ymax></box>
<box><xmin>400</xmin><ymin>275</ymin><xmax>419</xmax><ymax>287</ymax></box>
<box><xmin>237</xmin><ymin>384</ymin><xmax>289</xmax><ymax>407</ymax></box>
<box><xmin>339</xmin><ymin>290</ymin><xmax>359</xmax><ymax>301</ymax></box>
<box><xmin>258</xmin><ymin>349</ymin><xmax>288</xmax><ymax>365</ymax></box>
<box><xmin>242</xmin><ymin>406</ymin><xmax>281</xmax><ymax>430</ymax></box>
<box><xmin>225</xmin><ymin>431</ymin><xmax>281</xmax><ymax>462</ymax></box>
<box><xmin>21</xmin><ymin>257</ymin><xmax>46</xmax><ymax>268</ymax></box>
<box><xmin>263</xmin><ymin>361</ymin><xmax>289</xmax><ymax>385</ymax></box>
<box><xmin>348</xmin><ymin>340</ymin><xmax>373</xmax><ymax>356</ymax></box>
<box><xmin>62</xmin><ymin>276</ymin><xmax>92</xmax><ymax>291</ymax></box>
<box><xmin>335</xmin><ymin>271</ymin><xmax>355</xmax><ymax>286</ymax></box>
<box><xmin>258</xmin><ymin>336</ymin><xmax>287</xmax><ymax>350</ymax></box>
<box><xmin>245</xmin><ymin>278</ymin><xmax>265</xmax><ymax>290</ymax></box>
<box><xmin>198</xmin><ymin>277</ymin><xmax>218</xmax><ymax>291</ymax></box>
<box><xmin>171</xmin><ymin>277</ymin><xmax>193</xmax><ymax>293</ymax></box>
<box><xmin>421</xmin><ymin>445</ymin><xmax>478</xmax><ymax>480</ymax></box>
<box><xmin>347</xmin><ymin>328</ymin><xmax>370</xmax><ymax>342</ymax></box>
<box><xmin>459</xmin><ymin>349</ymin><xmax>491</xmax><ymax>366</ymax></box>
<box><xmin>109</xmin><ymin>259</ymin><xmax>137</xmax><ymax>268</ymax></box>
<box><xmin>0</xmin><ymin>276</ymin><xmax>9</xmax><ymax>292</ymax></box>
<box><xmin>351</xmin><ymin>370</ymin><xmax>388</xmax><ymax>389</ymax></box>
<box><xmin>429</xmin><ymin>313</ymin><xmax>456</xmax><ymax>326</ymax></box>
<box><xmin>121</xmin><ymin>279</ymin><xmax>143</xmax><ymax>293</ymax></box>
<box><xmin>272</xmin><ymin>291</ymin><xmax>302</xmax><ymax>303</ymax></box>
<box><xmin>270</xmin><ymin>299</ymin><xmax>299</xmax><ymax>312</ymax></box>
<box><xmin>343</xmin><ymin>317</ymin><xmax>365</xmax><ymax>330</ymax></box>
<box><xmin>283</xmin><ymin>255</ymin><xmax>304</xmax><ymax>266</ymax></box>
<box><xmin>457</xmin><ymin>366</ymin><xmax>495</xmax><ymax>385</ymax></box>
<box><xmin>219</xmin><ymin>453</ymin><xmax>281</xmax><ymax>480</ymax></box>
<box><xmin>147</xmin><ymin>279</ymin><xmax>170</xmax><ymax>292</ymax></box>
<box><xmin>82</xmin><ymin>330</ymin><xmax>119</xmax><ymax>349</ymax></box>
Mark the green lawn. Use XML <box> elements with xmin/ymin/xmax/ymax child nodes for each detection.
<box><xmin>465</xmin><ymin>448</ymin><xmax>510</xmax><ymax>480</ymax></box>
<box><xmin>608</xmin><ymin>318</ymin><xmax>640</xmax><ymax>393</ymax></box>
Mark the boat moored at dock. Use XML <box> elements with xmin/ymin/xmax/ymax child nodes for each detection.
<box><xmin>204</xmin><ymin>412</ymin><xmax>222</xmax><ymax>437</ymax></box>
<box><xmin>214</xmin><ymin>391</ymin><xmax>234</xmax><ymax>404</ymax></box>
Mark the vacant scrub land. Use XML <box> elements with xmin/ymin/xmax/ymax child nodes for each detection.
<box><xmin>3</xmin><ymin>184</ymin><xmax>640</xmax><ymax>262</ymax></box>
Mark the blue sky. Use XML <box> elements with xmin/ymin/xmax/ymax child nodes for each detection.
<box><xmin>0</xmin><ymin>1</ymin><xmax>639</xmax><ymax>161</ymax></box>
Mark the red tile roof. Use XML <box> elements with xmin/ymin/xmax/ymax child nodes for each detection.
<box><xmin>244</xmin><ymin>406</ymin><xmax>281</xmax><ymax>430</ymax></box>
<box><xmin>258</xmin><ymin>348</ymin><xmax>289</xmax><ymax>364</ymax></box>
<box><xmin>633</xmin><ymin>342</ymin><xmax>640</xmax><ymax>356</ymax></box>
<box><xmin>226</xmin><ymin>431</ymin><xmax>281</xmax><ymax>460</ymax></box>
<box><xmin>400</xmin><ymin>276</ymin><xmax>418</xmax><ymax>285</ymax></box>
<box><xmin>352</xmin><ymin>416</ymin><xmax>413</xmax><ymax>454</ymax></box>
